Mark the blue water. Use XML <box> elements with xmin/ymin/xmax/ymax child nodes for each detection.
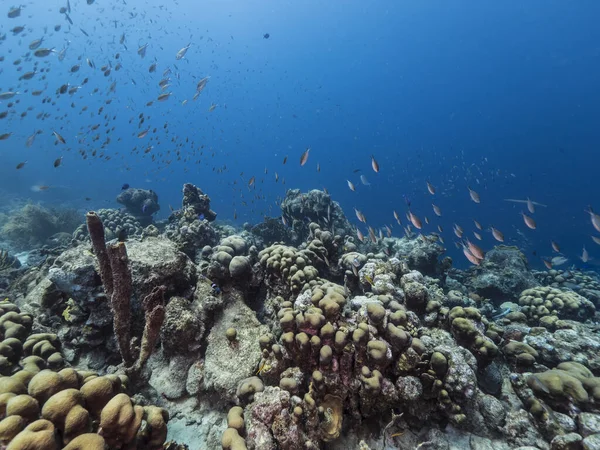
<box><xmin>1</xmin><ymin>0</ymin><xmax>599</xmax><ymax>269</ymax></box>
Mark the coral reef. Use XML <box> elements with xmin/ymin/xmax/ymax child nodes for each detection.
<box><xmin>0</xmin><ymin>299</ymin><xmax>169</xmax><ymax>449</ymax></box>
<box><xmin>165</xmin><ymin>184</ymin><xmax>219</xmax><ymax>260</ymax></box>
<box><xmin>1</xmin><ymin>204</ymin><xmax>81</xmax><ymax>250</ymax></box>
<box><xmin>84</xmin><ymin>212</ymin><xmax>166</xmax><ymax>373</ymax></box>
<box><xmin>116</xmin><ymin>188</ymin><xmax>160</xmax><ymax>226</ymax></box>
<box><xmin>458</xmin><ymin>245</ymin><xmax>538</xmax><ymax>304</ymax></box>
<box><xmin>4</xmin><ymin>186</ymin><xmax>600</xmax><ymax>450</ymax></box>
<box><xmin>280</xmin><ymin>189</ymin><xmax>352</xmax><ymax>242</ymax></box>
<box><xmin>73</xmin><ymin>208</ymin><xmax>144</xmax><ymax>242</ymax></box>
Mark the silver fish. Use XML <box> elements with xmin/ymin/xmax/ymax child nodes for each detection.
<box><xmin>175</xmin><ymin>43</ymin><xmax>191</xmax><ymax>60</ymax></box>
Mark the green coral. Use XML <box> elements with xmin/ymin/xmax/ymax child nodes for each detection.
<box><xmin>519</xmin><ymin>286</ymin><xmax>595</xmax><ymax>324</ymax></box>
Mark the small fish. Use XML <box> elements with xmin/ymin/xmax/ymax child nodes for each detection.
<box><xmin>462</xmin><ymin>245</ymin><xmax>482</xmax><ymax>266</ymax></box>
<box><xmin>354</xmin><ymin>208</ymin><xmax>366</xmax><ymax>223</ymax></box>
<box><xmin>121</xmin><ymin>183</ymin><xmax>130</xmax><ymax>190</ymax></box>
<box><xmin>248</xmin><ymin>176</ymin><xmax>255</xmax><ymax>187</ymax></box>
<box><xmin>466</xmin><ymin>239</ymin><xmax>485</xmax><ymax>260</ymax></box>
<box><xmin>0</xmin><ymin>91</ymin><xmax>18</xmax><ymax>100</ymax></box>
<box><xmin>7</xmin><ymin>6</ymin><xmax>21</xmax><ymax>18</ymax></box>
<box><xmin>25</xmin><ymin>131</ymin><xmax>36</xmax><ymax>147</ymax></box>
<box><xmin>175</xmin><ymin>43</ymin><xmax>191</xmax><ymax>60</ymax></box>
<box><xmin>521</xmin><ymin>212</ymin><xmax>536</xmax><ymax>230</ymax></box>
<box><xmin>408</xmin><ymin>211</ymin><xmax>422</xmax><ymax>229</ymax></box>
<box><xmin>157</xmin><ymin>92</ymin><xmax>172</xmax><ymax>102</ymax></box>
<box><xmin>53</xmin><ymin>156</ymin><xmax>63</xmax><ymax>168</ymax></box>
<box><xmin>592</xmin><ymin>236</ymin><xmax>600</xmax><ymax>246</ymax></box>
<box><xmin>137</xmin><ymin>129</ymin><xmax>149</xmax><ymax>138</ymax></box>
<box><xmin>473</xmin><ymin>231</ymin><xmax>482</xmax><ymax>241</ymax></box>
<box><xmin>360</xmin><ymin>174</ymin><xmax>370</xmax><ymax>186</ymax></box>
<box><xmin>364</xmin><ymin>274</ymin><xmax>374</xmax><ymax>285</ymax></box>
<box><xmin>490</xmin><ymin>227</ymin><xmax>504</xmax><ymax>242</ymax></box>
<box><xmin>300</xmin><ymin>147</ymin><xmax>310</xmax><ymax>166</ymax></box>
<box><xmin>551</xmin><ymin>241</ymin><xmax>560</xmax><ymax>252</ymax></box>
<box><xmin>453</xmin><ymin>224</ymin><xmax>463</xmax><ymax>238</ymax></box>
<box><xmin>474</xmin><ymin>220</ymin><xmax>482</xmax><ymax>230</ymax></box>
<box><xmin>551</xmin><ymin>256</ymin><xmax>569</xmax><ymax>266</ymax></box>
<box><xmin>196</xmin><ymin>76</ymin><xmax>210</xmax><ymax>93</ymax></box>
<box><xmin>86</xmin><ymin>58</ymin><xmax>95</xmax><ymax>69</ymax></box>
<box><xmin>208</xmin><ymin>103</ymin><xmax>217</xmax><ymax>112</ymax></box>
<box><xmin>16</xmin><ymin>161</ymin><xmax>26</xmax><ymax>169</ymax></box>
<box><xmin>0</xmin><ymin>133</ymin><xmax>11</xmax><ymax>140</ymax></box>
<box><xmin>53</xmin><ymin>130</ymin><xmax>66</xmax><ymax>144</ymax></box>
<box><xmin>138</xmin><ymin>43</ymin><xmax>148</xmax><ymax>58</ymax></box>
<box><xmin>393</xmin><ymin>210</ymin><xmax>401</xmax><ymax>225</ymax></box>
<box><xmin>281</xmin><ymin>215</ymin><xmax>287</xmax><ymax>226</ymax></box>
<box><xmin>468</xmin><ymin>186</ymin><xmax>480</xmax><ymax>203</ymax></box>
<box><xmin>526</xmin><ymin>198</ymin><xmax>535</xmax><ymax>214</ymax></box>
<box><xmin>282</xmin><ymin>156</ymin><xmax>287</xmax><ymax>165</ymax></box>
<box><xmin>528</xmin><ymin>374</ymin><xmax>551</xmax><ymax>395</ymax></box>
<box><xmin>581</xmin><ymin>246</ymin><xmax>590</xmax><ymax>263</ymax></box>
<box><xmin>542</xmin><ymin>259</ymin><xmax>553</xmax><ymax>270</ymax></box>
<box><xmin>356</xmin><ymin>228</ymin><xmax>365</xmax><ymax>242</ymax></box>
<box><xmin>29</xmin><ymin>38</ymin><xmax>44</xmax><ymax>50</ymax></box>
<box><xmin>586</xmin><ymin>207</ymin><xmax>600</xmax><ymax>233</ymax></box>
<box><xmin>347</xmin><ymin>180</ymin><xmax>356</xmax><ymax>192</ymax></box>
<box><xmin>426</xmin><ymin>181</ymin><xmax>435</xmax><ymax>195</ymax></box>
<box><xmin>492</xmin><ymin>308</ymin><xmax>512</xmax><ymax>320</ymax></box>
<box><xmin>432</xmin><ymin>204</ymin><xmax>442</xmax><ymax>217</ymax></box>
<box><xmin>371</xmin><ymin>155</ymin><xmax>379</xmax><ymax>173</ymax></box>
<box><xmin>34</xmin><ymin>48</ymin><xmax>54</xmax><ymax>57</ymax></box>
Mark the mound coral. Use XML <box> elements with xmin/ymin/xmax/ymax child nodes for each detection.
<box><xmin>518</xmin><ymin>286</ymin><xmax>595</xmax><ymax>325</ymax></box>
<box><xmin>0</xmin><ymin>299</ymin><xmax>169</xmax><ymax>449</ymax></box>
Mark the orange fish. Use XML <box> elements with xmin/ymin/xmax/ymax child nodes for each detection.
<box><xmin>463</xmin><ymin>245</ymin><xmax>481</xmax><ymax>265</ymax></box>
<box><xmin>354</xmin><ymin>208</ymin><xmax>366</xmax><ymax>223</ymax></box>
<box><xmin>371</xmin><ymin>155</ymin><xmax>379</xmax><ymax>173</ymax></box>
<box><xmin>521</xmin><ymin>212</ymin><xmax>536</xmax><ymax>230</ymax></box>
<box><xmin>542</xmin><ymin>259</ymin><xmax>552</xmax><ymax>269</ymax></box>
<box><xmin>356</xmin><ymin>228</ymin><xmax>365</xmax><ymax>242</ymax></box>
<box><xmin>551</xmin><ymin>241</ymin><xmax>560</xmax><ymax>252</ymax></box>
<box><xmin>586</xmin><ymin>207</ymin><xmax>600</xmax><ymax>233</ymax></box>
<box><xmin>426</xmin><ymin>181</ymin><xmax>435</xmax><ymax>195</ymax></box>
<box><xmin>300</xmin><ymin>147</ymin><xmax>310</xmax><ymax>166</ymax></box>
<box><xmin>408</xmin><ymin>211</ymin><xmax>422</xmax><ymax>229</ymax></box>
<box><xmin>490</xmin><ymin>227</ymin><xmax>504</xmax><ymax>242</ymax></box>
<box><xmin>466</xmin><ymin>239</ymin><xmax>484</xmax><ymax>260</ymax></box>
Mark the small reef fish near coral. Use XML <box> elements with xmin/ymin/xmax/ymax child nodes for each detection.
<box><xmin>0</xmin><ymin>1</ymin><xmax>599</xmax><ymax>450</ymax></box>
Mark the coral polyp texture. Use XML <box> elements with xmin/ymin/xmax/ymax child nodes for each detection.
<box><xmin>3</xmin><ymin>185</ymin><xmax>600</xmax><ymax>449</ymax></box>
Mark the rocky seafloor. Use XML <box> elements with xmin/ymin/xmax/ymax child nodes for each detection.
<box><xmin>1</xmin><ymin>184</ymin><xmax>600</xmax><ymax>449</ymax></box>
